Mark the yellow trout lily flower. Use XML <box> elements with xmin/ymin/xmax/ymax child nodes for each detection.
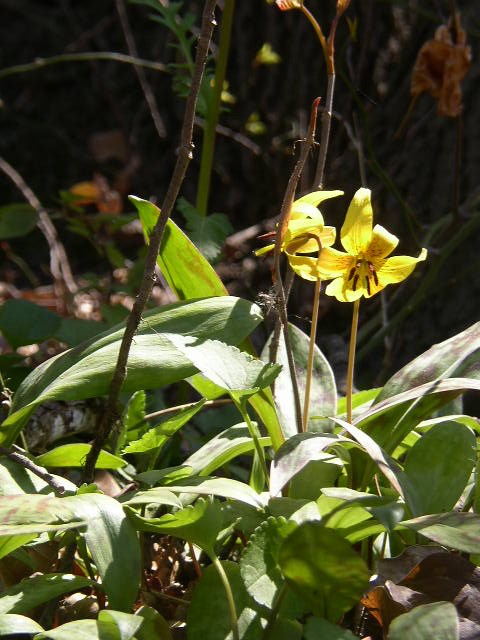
<box><xmin>255</xmin><ymin>191</ymin><xmax>342</xmax><ymax>277</ymax></box>
<box><xmin>313</xmin><ymin>188</ymin><xmax>427</xmax><ymax>302</ymax></box>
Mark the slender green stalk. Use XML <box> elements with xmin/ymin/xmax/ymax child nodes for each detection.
<box><xmin>302</xmin><ymin>278</ymin><xmax>321</xmax><ymax>431</ymax></box>
<box><xmin>196</xmin><ymin>0</ymin><xmax>235</xmax><ymax>215</ymax></box>
<box><xmin>346</xmin><ymin>299</ymin><xmax>360</xmax><ymax>424</ymax></box>
<box><xmin>235</xmin><ymin>399</ymin><xmax>270</xmax><ymax>489</ymax></box>
<box><xmin>210</xmin><ymin>553</ymin><xmax>239</xmax><ymax>640</ymax></box>
<box><xmin>0</xmin><ymin>52</ymin><xmax>166</xmax><ymax>80</ymax></box>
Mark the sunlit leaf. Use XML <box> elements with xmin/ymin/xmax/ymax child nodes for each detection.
<box><xmin>389</xmin><ymin>602</ymin><xmax>459</xmax><ymax>640</ymax></box>
<box><xmin>36</xmin><ymin>444</ymin><xmax>126</xmax><ymax>469</ymax></box>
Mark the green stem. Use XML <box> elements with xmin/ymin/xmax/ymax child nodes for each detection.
<box><xmin>210</xmin><ymin>553</ymin><xmax>239</xmax><ymax>640</ymax></box>
<box><xmin>196</xmin><ymin>0</ymin><xmax>235</xmax><ymax>215</ymax></box>
<box><xmin>302</xmin><ymin>278</ymin><xmax>321</xmax><ymax>431</ymax></box>
<box><xmin>0</xmin><ymin>52</ymin><xmax>166</xmax><ymax>80</ymax></box>
<box><xmin>236</xmin><ymin>399</ymin><xmax>270</xmax><ymax>489</ymax></box>
<box><xmin>346</xmin><ymin>299</ymin><xmax>360</xmax><ymax>424</ymax></box>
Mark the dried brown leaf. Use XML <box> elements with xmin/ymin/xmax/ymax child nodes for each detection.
<box><xmin>410</xmin><ymin>13</ymin><xmax>471</xmax><ymax>117</ymax></box>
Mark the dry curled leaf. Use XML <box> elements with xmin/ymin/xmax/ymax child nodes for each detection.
<box><xmin>362</xmin><ymin>546</ymin><xmax>480</xmax><ymax>638</ymax></box>
<box><xmin>411</xmin><ymin>13</ymin><xmax>471</xmax><ymax>117</ymax></box>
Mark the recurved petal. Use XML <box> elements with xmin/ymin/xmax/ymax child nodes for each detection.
<box><xmin>294</xmin><ymin>190</ymin><xmax>344</xmax><ymax>208</ymax></box>
<box><xmin>341</xmin><ymin>188</ymin><xmax>373</xmax><ymax>255</ymax></box>
<box><xmin>286</xmin><ymin>254</ymin><xmax>320</xmax><ymax>281</ymax></box>
<box><xmin>376</xmin><ymin>248</ymin><xmax>427</xmax><ymax>286</ymax></box>
<box><xmin>314</xmin><ymin>247</ymin><xmax>352</xmax><ymax>279</ymax></box>
<box><xmin>367</xmin><ymin>224</ymin><xmax>399</xmax><ymax>260</ymax></box>
<box><xmin>290</xmin><ymin>201</ymin><xmax>325</xmax><ymax>221</ymax></box>
<box><xmin>325</xmin><ymin>276</ymin><xmax>364</xmax><ymax>302</ymax></box>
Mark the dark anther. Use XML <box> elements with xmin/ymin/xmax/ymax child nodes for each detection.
<box><xmin>352</xmin><ymin>274</ymin><xmax>359</xmax><ymax>291</ymax></box>
<box><xmin>365</xmin><ymin>277</ymin><xmax>371</xmax><ymax>296</ymax></box>
<box><xmin>348</xmin><ymin>267</ymin><xmax>356</xmax><ymax>281</ymax></box>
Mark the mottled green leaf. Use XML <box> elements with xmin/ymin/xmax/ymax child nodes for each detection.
<box><xmin>400</xmin><ymin>512</ymin><xmax>480</xmax><ymax>553</ymax></box>
<box><xmin>36</xmin><ymin>444</ymin><xmax>126</xmax><ymax>469</ymax></box>
<box><xmin>388</xmin><ymin>602</ymin><xmax>459</xmax><ymax>640</ymax></box>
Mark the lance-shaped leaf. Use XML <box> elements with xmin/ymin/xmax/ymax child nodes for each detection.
<box><xmin>2</xmin><ymin>296</ymin><xmax>263</xmax><ymax>445</ymax></box>
<box><xmin>262</xmin><ymin>323</ymin><xmax>337</xmax><ymax>438</ymax></box>
<box><xmin>0</xmin><ymin>574</ymin><xmax>96</xmax><ymax>615</ymax></box>
<box><xmin>35</xmin><ymin>444</ymin><xmax>126</xmax><ymax>469</ymax></box>
<box><xmin>64</xmin><ymin>493</ymin><xmax>141</xmax><ymax>612</ymax></box>
<box><xmin>399</xmin><ymin>512</ymin><xmax>480</xmax><ymax>554</ymax></box>
<box><xmin>165</xmin><ymin>335</ymin><xmax>281</xmax><ymax>401</ymax></box>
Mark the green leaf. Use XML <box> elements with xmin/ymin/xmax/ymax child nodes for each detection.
<box><xmin>124</xmin><ymin>399</ymin><xmax>205</xmax><ymax>454</ymax></box>
<box><xmin>377</xmin><ymin>321</ymin><xmax>480</xmax><ymax>402</ymax></box>
<box><xmin>0</xmin><ymin>299</ymin><xmax>61</xmax><ymax>349</ymax></box>
<box><xmin>403</xmin><ymin>421</ymin><xmax>476</xmax><ymax>515</ymax></box>
<box><xmin>2</xmin><ymin>296</ymin><xmax>263</xmax><ymax>445</ymax></box>
<box><xmin>55</xmin><ymin>318</ymin><xmax>107</xmax><ymax>346</ymax></box>
<box><xmin>0</xmin><ymin>534</ymin><xmax>37</xmax><ymax>560</ymax></box>
<box><xmin>184</xmin><ymin>424</ymin><xmax>271</xmax><ymax>476</ymax></box>
<box><xmin>132</xmin><ymin>196</ymin><xmax>228</xmax><ymax>298</ymax></box>
<box><xmin>126</xmin><ymin>497</ymin><xmax>223</xmax><ymax>554</ymax></box>
<box><xmin>122</xmin><ymin>488</ymin><xmax>183</xmax><ymax>509</ymax></box>
<box><xmin>303</xmin><ymin>617</ymin><xmax>357</xmax><ymax>640</ymax></box>
<box><xmin>270</xmin><ymin>433</ymin><xmax>344</xmax><ymax>497</ymax></box>
<box><xmin>388</xmin><ymin>602</ymin><xmax>459</xmax><ymax>640</ymax></box>
<box><xmin>0</xmin><ymin>494</ymin><xmax>81</xmax><ymax>528</ymax></box>
<box><xmin>187</xmin><ymin>561</ymin><xmax>263</xmax><ymax>640</ymax></box>
<box><xmin>0</xmin><ymin>456</ymin><xmax>77</xmax><ymax>495</ymax></box>
<box><xmin>64</xmin><ymin>493</ymin><xmax>141</xmax><ymax>611</ymax></box>
<box><xmin>165</xmin><ymin>335</ymin><xmax>281</xmax><ymax>396</ymax></box>
<box><xmin>400</xmin><ymin>512</ymin><xmax>480</xmax><ymax>553</ymax></box>
<box><xmin>0</xmin><ymin>203</ymin><xmax>37</xmax><ymax>239</ymax></box>
<box><xmin>262</xmin><ymin>324</ymin><xmax>337</xmax><ymax>437</ymax></box>
<box><xmin>36</xmin><ymin>444</ymin><xmax>126</xmax><ymax>469</ymax></box>
<box><xmin>0</xmin><ymin>574</ymin><xmax>95</xmax><ymax>615</ymax></box>
<box><xmin>278</xmin><ymin>522</ymin><xmax>370</xmax><ymax>621</ymax></box>
<box><xmin>177</xmin><ymin>197</ymin><xmax>233</xmax><ymax>262</ymax></box>
<box><xmin>0</xmin><ymin>613</ymin><xmax>44</xmax><ymax>635</ymax></box>
<box><xmin>240</xmin><ymin>517</ymin><xmax>303</xmax><ymax>617</ymax></box>
<box><xmin>132</xmin><ymin>476</ymin><xmax>265</xmax><ymax>508</ymax></box>
<box><xmin>98</xmin><ymin>609</ymin><xmax>143</xmax><ymax>640</ymax></box>
<box><xmin>134</xmin><ymin>605</ymin><xmax>173</xmax><ymax>640</ymax></box>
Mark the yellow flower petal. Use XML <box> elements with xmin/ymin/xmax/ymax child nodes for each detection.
<box><xmin>290</xmin><ymin>201</ymin><xmax>325</xmax><ymax>221</ymax></box>
<box><xmin>286</xmin><ymin>254</ymin><xmax>320</xmax><ymax>281</ymax></box>
<box><xmin>366</xmin><ymin>224</ymin><xmax>399</xmax><ymax>261</ymax></box>
<box><xmin>341</xmin><ymin>187</ymin><xmax>373</xmax><ymax>255</ymax></box>
<box><xmin>376</xmin><ymin>249</ymin><xmax>427</xmax><ymax>287</ymax></box>
<box><xmin>294</xmin><ymin>190</ymin><xmax>344</xmax><ymax>208</ymax></box>
<box><xmin>314</xmin><ymin>247</ymin><xmax>352</xmax><ymax>278</ymax></box>
<box><xmin>325</xmin><ymin>277</ymin><xmax>364</xmax><ymax>302</ymax></box>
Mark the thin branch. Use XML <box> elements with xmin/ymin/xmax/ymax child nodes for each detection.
<box><xmin>115</xmin><ymin>0</ymin><xmax>167</xmax><ymax>140</ymax></box>
<box><xmin>0</xmin><ymin>445</ymin><xmax>70</xmax><ymax>496</ymax></box>
<box><xmin>271</xmin><ymin>98</ymin><xmax>321</xmax><ymax>434</ymax></box>
<box><xmin>0</xmin><ymin>52</ymin><xmax>166</xmax><ymax>80</ymax></box>
<box><xmin>82</xmin><ymin>0</ymin><xmax>218</xmax><ymax>483</ymax></box>
<box><xmin>0</xmin><ymin>156</ymin><xmax>77</xmax><ymax>310</ymax></box>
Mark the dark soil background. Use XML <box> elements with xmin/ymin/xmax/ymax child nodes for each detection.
<box><xmin>1</xmin><ymin>0</ymin><xmax>479</xmax><ymax>392</ymax></box>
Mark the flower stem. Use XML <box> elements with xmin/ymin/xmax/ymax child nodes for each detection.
<box><xmin>235</xmin><ymin>399</ymin><xmax>270</xmax><ymax>490</ymax></box>
<box><xmin>302</xmin><ymin>278</ymin><xmax>321</xmax><ymax>432</ymax></box>
<box><xmin>346</xmin><ymin>299</ymin><xmax>360</xmax><ymax>424</ymax></box>
<box><xmin>210</xmin><ymin>553</ymin><xmax>239</xmax><ymax>640</ymax></box>
<box><xmin>314</xmin><ymin>72</ymin><xmax>335</xmax><ymax>188</ymax></box>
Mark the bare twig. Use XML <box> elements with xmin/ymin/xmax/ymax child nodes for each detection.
<box><xmin>0</xmin><ymin>445</ymin><xmax>70</xmax><ymax>495</ymax></box>
<box><xmin>82</xmin><ymin>0</ymin><xmax>218</xmax><ymax>483</ymax></box>
<box><xmin>271</xmin><ymin>98</ymin><xmax>322</xmax><ymax>434</ymax></box>
<box><xmin>0</xmin><ymin>52</ymin><xmax>166</xmax><ymax>80</ymax></box>
<box><xmin>0</xmin><ymin>156</ymin><xmax>77</xmax><ymax>310</ymax></box>
<box><xmin>115</xmin><ymin>0</ymin><xmax>167</xmax><ymax>140</ymax></box>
